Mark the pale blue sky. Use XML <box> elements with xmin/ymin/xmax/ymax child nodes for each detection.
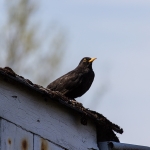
<box><xmin>37</xmin><ymin>1</ymin><xmax>150</xmax><ymax>146</ymax></box>
<box><xmin>1</xmin><ymin>0</ymin><xmax>150</xmax><ymax>147</ymax></box>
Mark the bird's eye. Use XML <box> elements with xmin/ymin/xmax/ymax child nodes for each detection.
<box><xmin>83</xmin><ymin>59</ymin><xmax>87</xmax><ymax>62</ymax></box>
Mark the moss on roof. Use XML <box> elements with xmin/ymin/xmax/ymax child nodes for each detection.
<box><xmin>0</xmin><ymin>67</ymin><xmax>123</xmax><ymax>142</ymax></box>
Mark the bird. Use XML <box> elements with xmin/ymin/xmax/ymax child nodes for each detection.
<box><xmin>47</xmin><ymin>57</ymin><xmax>96</xmax><ymax>99</ymax></box>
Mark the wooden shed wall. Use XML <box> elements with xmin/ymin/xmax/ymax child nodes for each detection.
<box><xmin>0</xmin><ymin>78</ymin><xmax>98</xmax><ymax>150</ymax></box>
<box><xmin>0</xmin><ymin>119</ymin><xmax>64</xmax><ymax>150</ymax></box>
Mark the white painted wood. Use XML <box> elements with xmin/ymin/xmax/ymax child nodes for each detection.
<box><xmin>0</xmin><ymin>78</ymin><xmax>98</xmax><ymax>150</ymax></box>
<box><xmin>0</xmin><ymin>119</ymin><xmax>33</xmax><ymax>150</ymax></box>
<box><xmin>34</xmin><ymin>135</ymin><xmax>64</xmax><ymax>150</ymax></box>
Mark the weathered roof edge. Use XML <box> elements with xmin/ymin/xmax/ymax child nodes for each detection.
<box><xmin>0</xmin><ymin>67</ymin><xmax>123</xmax><ymax>142</ymax></box>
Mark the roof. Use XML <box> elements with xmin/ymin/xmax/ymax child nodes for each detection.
<box><xmin>0</xmin><ymin>67</ymin><xmax>123</xmax><ymax>142</ymax></box>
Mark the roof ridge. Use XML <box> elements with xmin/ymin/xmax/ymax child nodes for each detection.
<box><xmin>0</xmin><ymin>66</ymin><xmax>123</xmax><ymax>142</ymax></box>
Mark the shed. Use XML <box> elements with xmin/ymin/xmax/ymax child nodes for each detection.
<box><xmin>0</xmin><ymin>67</ymin><xmax>123</xmax><ymax>150</ymax></box>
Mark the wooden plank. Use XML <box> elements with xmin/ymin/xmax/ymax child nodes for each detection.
<box><xmin>0</xmin><ymin>119</ymin><xmax>33</xmax><ymax>150</ymax></box>
<box><xmin>0</xmin><ymin>79</ymin><xmax>98</xmax><ymax>150</ymax></box>
<box><xmin>34</xmin><ymin>135</ymin><xmax>64</xmax><ymax>150</ymax></box>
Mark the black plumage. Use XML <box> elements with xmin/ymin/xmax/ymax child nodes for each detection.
<box><xmin>47</xmin><ymin>57</ymin><xmax>96</xmax><ymax>99</ymax></box>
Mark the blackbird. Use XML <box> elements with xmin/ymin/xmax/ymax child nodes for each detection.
<box><xmin>47</xmin><ymin>57</ymin><xmax>96</xmax><ymax>99</ymax></box>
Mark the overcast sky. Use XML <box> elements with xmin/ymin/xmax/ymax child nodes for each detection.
<box><xmin>38</xmin><ymin>1</ymin><xmax>150</xmax><ymax>146</ymax></box>
<box><xmin>1</xmin><ymin>0</ymin><xmax>150</xmax><ymax>147</ymax></box>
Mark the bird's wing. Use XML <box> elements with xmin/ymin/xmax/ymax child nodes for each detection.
<box><xmin>47</xmin><ymin>70</ymin><xmax>82</xmax><ymax>94</ymax></box>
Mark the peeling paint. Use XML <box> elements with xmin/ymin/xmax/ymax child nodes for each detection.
<box><xmin>41</xmin><ymin>138</ymin><xmax>48</xmax><ymax>150</ymax></box>
<box><xmin>21</xmin><ymin>139</ymin><xmax>28</xmax><ymax>150</ymax></box>
<box><xmin>8</xmin><ymin>138</ymin><xmax>11</xmax><ymax>145</ymax></box>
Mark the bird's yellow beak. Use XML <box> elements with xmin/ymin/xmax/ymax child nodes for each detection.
<box><xmin>89</xmin><ymin>58</ymin><xmax>97</xmax><ymax>63</ymax></box>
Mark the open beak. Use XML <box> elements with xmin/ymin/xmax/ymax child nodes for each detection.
<box><xmin>89</xmin><ymin>57</ymin><xmax>97</xmax><ymax>63</ymax></box>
